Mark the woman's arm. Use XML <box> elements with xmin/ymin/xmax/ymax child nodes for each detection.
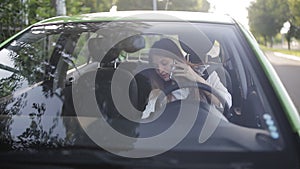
<box><xmin>171</xmin><ymin>61</ymin><xmax>231</xmax><ymax>108</ymax></box>
<box><xmin>206</xmin><ymin>71</ymin><xmax>232</xmax><ymax>108</ymax></box>
<box><xmin>142</xmin><ymin>90</ymin><xmax>158</xmax><ymax>119</ymax></box>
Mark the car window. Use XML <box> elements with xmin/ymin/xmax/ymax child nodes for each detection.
<box><xmin>0</xmin><ymin>29</ymin><xmax>61</xmax><ymax>98</ymax></box>
<box><xmin>72</xmin><ymin>32</ymin><xmax>93</xmax><ymax>67</ymax></box>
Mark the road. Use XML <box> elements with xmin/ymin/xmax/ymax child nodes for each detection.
<box><xmin>264</xmin><ymin>51</ymin><xmax>300</xmax><ymax>112</ymax></box>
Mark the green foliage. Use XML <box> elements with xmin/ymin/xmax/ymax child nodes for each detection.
<box><xmin>116</xmin><ymin>0</ymin><xmax>210</xmax><ymax>12</ymax></box>
<box><xmin>67</xmin><ymin>0</ymin><xmax>112</xmax><ymax>15</ymax></box>
<box><xmin>88</xmin><ymin>0</ymin><xmax>115</xmax><ymax>12</ymax></box>
<box><xmin>0</xmin><ymin>0</ymin><xmax>25</xmax><ymax>42</ymax></box>
<box><xmin>67</xmin><ymin>0</ymin><xmax>91</xmax><ymax>15</ymax></box>
<box><xmin>26</xmin><ymin>0</ymin><xmax>55</xmax><ymax>25</ymax></box>
<box><xmin>0</xmin><ymin>0</ymin><xmax>55</xmax><ymax>42</ymax></box>
<box><xmin>116</xmin><ymin>0</ymin><xmax>153</xmax><ymax>10</ymax></box>
<box><xmin>260</xmin><ymin>44</ymin><xmax>300</xmax><ymax>57</ymax></box>
<box><xmin>248</xmin><ymin>0</ymin><xmax>290</xmax><ymax>46</ymax></box>
<box><xmin>288</xmin><ymin>0</ymin><xmax>300</xmax><ymax>26</ymax></box>
<box><xmin>0</xmin><ymin>74</ymin><xmax>20</xmax><ymax>98</ymax></box>
<box><xmin>161</xmin><ymin>0</ymin><xmax>210</xmax><ymax>11</ymax></box>
<box><xmin>0</xmin><ymin>0</ymin><xmax>210</xmax><ymax>43</ymax></box>
<box><xmin>287</xmin><ymin>0</ymin><xmax>300</xmax><ymax>41</ymax></box>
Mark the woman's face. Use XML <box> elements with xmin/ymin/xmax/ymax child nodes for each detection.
<box><xmin>151</xmin><ymin>55</ymin><xmax>174</xmax><ymax>81</ymax></box>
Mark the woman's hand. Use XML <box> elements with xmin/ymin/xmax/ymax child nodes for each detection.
<box><xmin>171</xmin><ymin>60</ymin><xmax>207</xmax><ymax>84</ymax></box>
<box><xmin>171</xmin><ymin>60</ymin><xmax>221</xmax><ymax>107</ymax></box>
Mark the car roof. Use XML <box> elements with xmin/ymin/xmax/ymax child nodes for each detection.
<box><xmin>36</xmin><ymin>11</ymin><xmax>236</xmax><ymax>25</ymax></box>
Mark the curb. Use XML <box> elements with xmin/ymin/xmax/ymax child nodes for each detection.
<box><xmin>273</xmin><ymin>52</ymin><xmax>300</xmax><ymax>62</ymax></box>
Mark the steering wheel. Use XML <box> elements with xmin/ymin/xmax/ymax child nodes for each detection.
<box><xmin>154</xmin><ymin>82</ymin><xmax>229</xmax><ymax>113</ymax></box>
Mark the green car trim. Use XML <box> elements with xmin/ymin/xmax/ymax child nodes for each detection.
<box><xmin>238</xmin><ymin>23</ymin><xmax>300</xmax><ymax>137</ymax></box>
<box><xmin>0</xmin><ymin>25</ymin><xmax>33</xmax><ymax>49</ymax></box>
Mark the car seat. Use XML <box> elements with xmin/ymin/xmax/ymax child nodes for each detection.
<box><xmin>178</xmin><ymin>35</ymin><xmax>232</xmax><ymax>95</ymax></box>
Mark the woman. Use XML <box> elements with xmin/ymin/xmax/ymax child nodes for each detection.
<box><xmin>142</xmin><ymin>38</ymin><xmax>232</xmax><ymax>119</ymax></box>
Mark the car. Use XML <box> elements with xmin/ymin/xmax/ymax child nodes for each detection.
<box><xmin>0</xmin><ymin>11</ymin><xmax>299</xmax><ymax>169</ymax></box>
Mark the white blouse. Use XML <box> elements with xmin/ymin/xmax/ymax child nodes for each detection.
<box><xmin>142</xmin><ymin>71</ymin><xmax>232</xmax><ymax>119</ymax></box>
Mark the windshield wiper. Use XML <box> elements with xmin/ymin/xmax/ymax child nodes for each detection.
<box><xmin>0</xmin><ymin>63</ymin><xmax>19</xmax><ymax>73</ymax></box>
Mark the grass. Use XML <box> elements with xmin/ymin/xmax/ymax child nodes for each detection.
<box><xmin>260</xmin><ymin>45</ymin><xmax>300</xmax><ymax>57</ymax></box>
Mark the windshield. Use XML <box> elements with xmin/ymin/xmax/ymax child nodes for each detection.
<box><xmin>0</xmin><ymin>19</ymin><xmax>293</xmax><ymax>167</ymax></box>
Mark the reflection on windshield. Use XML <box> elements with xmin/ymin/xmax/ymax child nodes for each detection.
<box><xmin>0</xmin><ymin>21</ymin><xmax>284</xmax><ymax>155</ymax></box>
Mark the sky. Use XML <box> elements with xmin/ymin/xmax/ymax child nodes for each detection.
<box><xmin>208</xmin><ymin>0</ymin><xmax>255</xmax><ymax>29</ymax></box>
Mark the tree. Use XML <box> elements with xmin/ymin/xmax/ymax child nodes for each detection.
<box><xmin>66</xmin><ymin>0</ymin><xmax>91</xmax><ymax>15</ymax></box>
<box><xmin>0</xmin><ymin>0</ymin><xmax>26</xmax><ymax>42</ymax></box>
<box><xmin>66</xmin><ymin>0</ymin><xmax>112</xmax><ymax>16</ymax></box>
<box><xmin>287</xmin><ymin>0</ymin><xmax>300</xmax><ymax>43</ymax></box>
<box><xmin>116</xmin><ymin>0</ymin><xmax>153</xmax><ymax>10</ymax></box>
<box><xmin>248</xmin><ymin>0</ymin><xmax>290</xmax><ymax>47</ymax></box>
<box><xmin>116</xmin><ymin>0</ymin><xmax>210</xmax><ymax>12</ymax></box>
<box><xmin>157</xmin><ymin>0</ymin><xmax>209</xmax><ymax>11</ymax></box>
<box><xmin>288</xmin><ymin>0</ymin><xmax>300</xmax><ymax>26</ymax></box>
<box><xmin>56</xmin><ymin>0</ymin><xmax>66</xmax><ymax>16</ymax></box>
<box><xmin>84</xmin><ymin>0</ymin><xmax>112</xmax><ymax>12</ymax></box>
<box><xmin>0</xmin><ymin>0</ymin><xmax>210</xmax><ymax>43</ymax></box>
<box><xmin>26</xmin><ymin>0</ymin><xmax>55</xmax><ymax>25</ymax></box>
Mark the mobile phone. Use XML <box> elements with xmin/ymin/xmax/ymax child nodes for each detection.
<box><xmin>169</xmin><ymin>59</ymin><xmax>176</xmax><ymax>79</ymax></box>
<box><xmin>194</xmin><ymin>64</ymin><xmax>209</xmax><ymax>76</ymax></box>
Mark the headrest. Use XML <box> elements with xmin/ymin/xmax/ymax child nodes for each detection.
<box><xmin>143</xmin><ymin>24</ymin><xmax>213</xmax><ymax>63</ymax></box>
<box><xmin>88</xmin><ymin>38</ymin><xmax>105</xmax><ymax>60</ymax></box>
<box><xmin>149</xmin><ymin>38</ymin><xmax>184</xmax><ymax>59</ymax></box>
<box><xmin>179</xmin><ymin>30</ymin><xmax>213</xmax><ymax>63</ymax></box>
<box><xmin>88</xmin><ymin>35</ymin><xmax>145</xmax><ymax>62</ymax></box>
<box><xmin>119</xmin><ymin>34</ymin><xmax>145</xmax><ymax>53</ymax></box>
